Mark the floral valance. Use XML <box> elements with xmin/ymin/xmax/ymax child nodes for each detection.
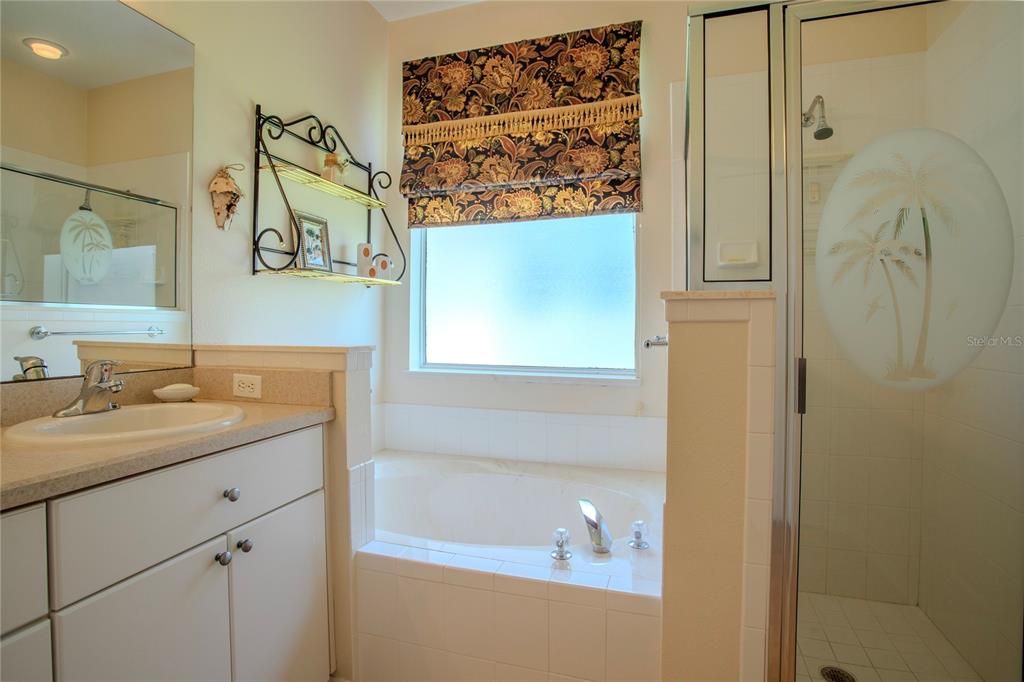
<box><xmin>401</xmin><ymin>21</ymin><xmax>643</xmax><ymax>228</ymax></box>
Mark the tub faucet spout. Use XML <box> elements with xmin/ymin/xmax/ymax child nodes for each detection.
<box><xmin>578</xmin><ymin>498</ymin><xmax>612</xmax><ymax>554</ymax></box>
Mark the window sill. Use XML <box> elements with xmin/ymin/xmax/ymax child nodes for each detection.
<box><xmin>408</xmin><ymin>365</ymin><xmax>640</xmax><ymax>386</ymax></box>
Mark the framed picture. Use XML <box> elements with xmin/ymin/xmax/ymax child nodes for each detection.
<box><xmin>295</xmin><ymin>211</ymin><xmax>332</xmax><ymax>272</ymax></box>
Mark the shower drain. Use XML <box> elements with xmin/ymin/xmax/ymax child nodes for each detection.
<box><xmin>819</xmin><ymin>666</ymin><xmax>857</xmax><ymax>682</ymax></box>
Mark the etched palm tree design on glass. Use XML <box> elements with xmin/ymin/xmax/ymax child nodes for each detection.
<box><xmin>847</xmin><ymin>153</ymin><xmax>955</xmax><ymax>379</ymax></box>
<box><xmin>828</xmin><ymin>220</ymin><xmax>922</xmax><ymax>379</ymax></box>
<box><xmin>64</xmin><ymin>212</ymin><xmax>112</xmax><ymax>279</ymax></box>
<box><xmin>815</xmin><ymin>128</ymin><xmax>1013</xmax><ymax>390</ymax></box>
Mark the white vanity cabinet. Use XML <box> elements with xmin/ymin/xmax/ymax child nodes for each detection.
<box><xmin>40</xmin><ymin>425</ymin><xmax>331</xmax><ymax>682</ymax></box>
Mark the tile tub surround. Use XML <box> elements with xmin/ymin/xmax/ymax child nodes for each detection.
<box><xmin>382</xmin><ymin>404</ymin><xmax>666</xmax><ymax>473</ymax></box>
<box><xmin>0</xmin><ymin>401</ymin><xmax>335</xmax><ymax>510</ymax></box>
<box><xmin>0</xmin><ymin>366</ymin><xmax>194</xmax><ymax>427</ymax></box>
<box><xmin>355</xmin><ymin>540</ymin><xmax>661</xmax><ymax>682</ymax></box>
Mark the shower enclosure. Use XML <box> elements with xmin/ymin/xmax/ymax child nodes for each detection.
<box><xmin>685</xmin><ymin>2</ymin><xmax>1022</xmax><ymax>680</ymax></box>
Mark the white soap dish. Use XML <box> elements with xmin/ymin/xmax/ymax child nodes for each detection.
<box><xmin>153</xmin><ymin>383</ymin><xmax>200</xmax><ymax>402</ymax></box>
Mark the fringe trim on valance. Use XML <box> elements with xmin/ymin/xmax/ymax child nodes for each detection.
<box><xmin>403</xmin><ymin>95</ymin><xmax>642</xmax><ymax>147</ymax></box>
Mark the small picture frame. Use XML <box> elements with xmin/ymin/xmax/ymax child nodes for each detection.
<box><xmin>295</xmin><ymin>211</ymin><xmax>332</xmax><ymax>272</ymax></box>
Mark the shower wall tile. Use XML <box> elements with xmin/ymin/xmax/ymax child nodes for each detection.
<box><xmin>802</xmin><ymin>244</ymin><xmax>926</xmax><ymax>608</ymax></box>
<box><xmin>381</xmin><ymin>403</ymin><xmax>666</xmax><ymax>472</ymax></box>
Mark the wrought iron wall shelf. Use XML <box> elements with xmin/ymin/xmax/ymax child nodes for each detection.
<box><xmin>251</xmin><ymin>104</ymin><xmax>403</xmax><ymax>283</ymax></box>
<box><xmin>257</xmin><ymin>162</ymin><xmax>385</xmax><ymax>208</ymax></box>
<box><xmin>257</xmin><ymin>269</ymin><xmax>400</xmax><ymax>286</ymax></box>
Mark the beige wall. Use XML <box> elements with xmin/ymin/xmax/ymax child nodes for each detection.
<box><xmin>1</xmin><ymin>58</ymin><xmax>89</xmax><ymax>167</ymax></box>
<box><xmin>129</xmin><ymin>1</ymin><xmax>390</xmax><ymax>393</ymax></box>
<box><xmin>0</xmin><ymin>61</ymin><xmax>191</xmax><ymax>169</ymax></box>
<box><xmin>382</xmin><ymin>1</ymin><xmax>686</xmax><ymax>419</ymax></box>
<box><xmin>88</xmin><ymin>67</ymin><xmax>193</xmax><ymax>166</ymax></box>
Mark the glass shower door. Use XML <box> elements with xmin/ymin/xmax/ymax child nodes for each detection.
<box><xmin>792</xmin><ymin>3</ymin><xmax>1023</xmax><ymax>681</ymax></box>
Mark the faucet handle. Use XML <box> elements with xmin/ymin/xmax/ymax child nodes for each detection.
<box><xmin>629</xmin><ymin>520</ymin><xmax>650</xmax><ymax>550</ymax></box>
<box><xmin>84</xmin><ymin>359</ymin><xmax>122</xmax><ymax>382</ymax></box>
<box><xmin>551</xmin><ymin>527</ymin><xmax>572</xmax><ymax>561</ymax></box>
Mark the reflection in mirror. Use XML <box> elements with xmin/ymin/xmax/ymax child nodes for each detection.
<box><xmin>0</xmin><ymin>1</ymin><xmax>193</xmax><ymax>382</ymax></box>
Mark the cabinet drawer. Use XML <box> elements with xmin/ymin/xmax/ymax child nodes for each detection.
<box><xmin>49</xmin><ymin>425</ymin><xmax>323</xmax><ymax>609</ymax></box>
<box><xmin>1</xmin><ymin>504</ymin><xmax>48</xmax><ymax>634</ymax></box>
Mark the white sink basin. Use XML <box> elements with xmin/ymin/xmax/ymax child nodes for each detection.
<box><xmin>4</xmin><ymin>402</ymin><xmax>245</xmax><ymax>448</ymax></box>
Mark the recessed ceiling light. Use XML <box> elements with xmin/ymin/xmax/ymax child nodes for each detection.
<box><xmin>22</xmin><ymin>38</ymin><xmax>67</xmax><ymax>60</ymax></box>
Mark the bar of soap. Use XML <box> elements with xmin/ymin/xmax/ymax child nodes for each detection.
<box><xmin>152</xmin><ymin>384</ymin><xmax>200</xmax><ymax>402</ymax></box>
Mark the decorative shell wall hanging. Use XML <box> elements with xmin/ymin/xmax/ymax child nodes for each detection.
<box><xmin>208</xmin><ymin>164</ymin><xmax>244</xmax><ymax>229</ymax></box>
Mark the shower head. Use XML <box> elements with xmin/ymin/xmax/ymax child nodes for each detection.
<box><xmin>813</xmin><ymin>115</ymin><xmax>833</xmax><ymax>140</ymax></box>
<box><xmin>802</xmin><ymin>94</ymin><xmax>834</xmax><ymax>140</ymax></box>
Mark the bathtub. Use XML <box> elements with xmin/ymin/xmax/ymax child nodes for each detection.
<box><xmin>354</xmin><ymin>452</ymin><xmax>665</xmax><ymax>682</ymax></box>
<box><xmin>374</xmin><ymin>451</ymin><xmax>664</xmax><ymax>580</ymax></box>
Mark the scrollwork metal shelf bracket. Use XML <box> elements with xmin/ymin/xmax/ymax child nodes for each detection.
<box><xmin>251</xmin><ymin>104</ymin><xmax>398</xmax><ymax>278</ymax></box>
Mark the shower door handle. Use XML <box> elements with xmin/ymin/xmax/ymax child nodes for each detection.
<box><xmin>796</xmin><ymin>357</ymin><xmax>807</xmax><ymax>414</ymax></box>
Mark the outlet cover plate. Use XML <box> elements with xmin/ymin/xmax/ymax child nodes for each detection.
<box><xmin>232</xmin><ymin>373</ymin><xmax>262</xmax><ymax>399</ymax></box>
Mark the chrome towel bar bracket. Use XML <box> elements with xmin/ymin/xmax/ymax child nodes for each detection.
<box><xmin>30</xmin><ymin>325</ymin><xmax>165</xmax><ymax>341</ymax></box>
<box><xmin>643</xmin><ymin>335</ymin><xmax>668</xmax><ymax>348</ymax></box>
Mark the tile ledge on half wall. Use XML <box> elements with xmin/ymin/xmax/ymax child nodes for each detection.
<box><xmin>661</xmin><ymin>289</ymin><xmax>776</xmax><ymax>300</ymax></box>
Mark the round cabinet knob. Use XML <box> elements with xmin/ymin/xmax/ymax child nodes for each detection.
<box><xmin>215</xmin><ymin>551</ymin><xmax>233</xmax><ymax>566</ymax></box>
<box><xmin>223</xmin><ymin>487</ymin><xmax>241</xmax><ymax>502</ymax></box>
<box><xmin>236</xmin><ymin>538</ymin><xmax>254</xmax><ymax>553</ymax></box>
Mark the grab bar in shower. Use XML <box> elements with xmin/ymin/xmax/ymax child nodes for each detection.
<box><xmin>30</xmin><ymin>325</ymin><xmax>165</xmax><ymax>340</ymax></box>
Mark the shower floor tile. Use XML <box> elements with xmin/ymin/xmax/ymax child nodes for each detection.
<box><xmin>796</xmin><ymin>592</ymin><xmax>981</xmax><ymax>682</ymax></box>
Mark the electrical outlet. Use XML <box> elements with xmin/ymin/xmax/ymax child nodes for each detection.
<box><xmin>232</xmin><ymin>373</ymin><xmax>262</xmax><ymax>399</ymax></box>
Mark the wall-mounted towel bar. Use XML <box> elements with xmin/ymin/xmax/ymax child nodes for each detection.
<box><xmin>29</xmin><ymin>325</ymin><xmax>164</xmax><ymax>341</ymax></box>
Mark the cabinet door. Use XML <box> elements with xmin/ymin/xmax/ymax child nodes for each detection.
<box><xmin>1</xmin><ymin>619</ymin><xmax>52</xmax><ymax>682</ymax></box>
<box><xmin>1</xmin><ymin>504</ymin><xmax>48</xmax><ymax>635</ymax></box>
<box><xmin>53</xmin><ymin>537</ymin><xmax>231</xmax><ymax>682</ymax></box>
<box><xmin>228</xmin><ymin>491</ymin><xmax>329</xmax><ymax>682</ymax></box>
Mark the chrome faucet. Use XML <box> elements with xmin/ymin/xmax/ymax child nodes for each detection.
<box><xmin>578</xmin><ymin>498</ymin><xmax>612</xmax><ymax>554</ymax></box>
<box><xmin>54</xmin><ymin>360</ymin><xmax>125</xmax><ymax>417</ymax></box>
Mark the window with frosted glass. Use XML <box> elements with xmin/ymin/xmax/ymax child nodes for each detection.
<box><xmin>421</xmin><ymin>214</ymin><xmax>636</xmax><ymax>372</ymax></box>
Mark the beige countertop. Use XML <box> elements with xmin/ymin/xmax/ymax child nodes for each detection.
<box><xmin>0</xmin><ymin>401</ymin><xmax>335</xmax><ymax>511</ymax></box>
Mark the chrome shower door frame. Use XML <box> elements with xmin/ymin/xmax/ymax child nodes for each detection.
<box><xmin>774</xmin><ymin>2</ymin><xmax>946</xmax><ymax>681</ymax></box>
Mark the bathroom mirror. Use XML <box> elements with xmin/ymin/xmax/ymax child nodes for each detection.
<box><xmin>0</xmin><ymin>1</ymin><xmax>194</xmax><ymax>382</ymax></box>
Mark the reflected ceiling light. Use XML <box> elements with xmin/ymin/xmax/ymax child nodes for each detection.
<box><xmin>22</xmin><ymin>38</ymin><xmax>67</xmax><ymax>60</ymax></box>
